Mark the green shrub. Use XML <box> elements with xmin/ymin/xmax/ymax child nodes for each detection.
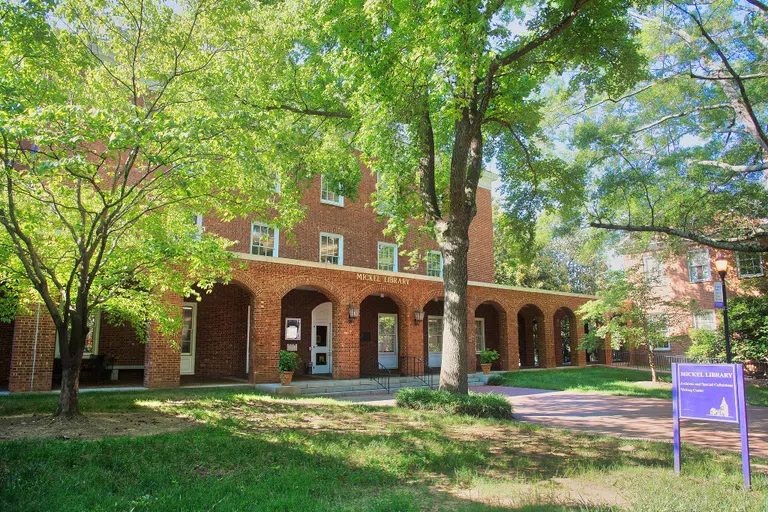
<box><xmin>395</xmin><ymin>388</ymin><xmax>512</xmax><ymax>420</ymax></box>
<box><xmin>479</xmin><ymin>349</ymin><xmax>500</xmax><ymax>364</ymax></box>
<box><xmin>486</xmin><ymin>374</ymin><xmax>504</xmax><ymax>386</ymax></box>
<box><xmin>687</xmin><ymin>328</ymin><xmax>725</xmax><ymax>362</ymax></box>
<box><xmin>277</xmin><ymin>350</ymin><xmax>301</xmax><ymax>372</ymax></box>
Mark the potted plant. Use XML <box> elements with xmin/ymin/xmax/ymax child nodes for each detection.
<box><xmin>479</xmin><ymin>349</ymin><xmax>499</xmax><ymax>375</ymax></box>
<box><xmin>278</xmin><ymin>350</ymin><xmax>301</xmax><ymax>386</ymax></box>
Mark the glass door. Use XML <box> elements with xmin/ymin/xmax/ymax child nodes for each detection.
<box><xmin>377</xmin><ymin>313</ymin><xmax>398</xmax><ymax>369</ymax></box>
<box><xmin>180</xmin><ymin>303</ymin><xmax>197</xmax><ymax>375</ymax></box>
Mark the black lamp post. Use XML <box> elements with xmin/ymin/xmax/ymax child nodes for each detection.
<box><xmin>715</xmin><ymin>254</ymin><xmax>732</xmax><ymax>363</ymax></box>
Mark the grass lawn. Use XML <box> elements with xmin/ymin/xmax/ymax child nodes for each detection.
<box><xmin>491</xmin><ymin>366</ymin><xmax>768</xmax><ymax>406</ymax></box>
<box><xmin>1</xmin><ymin>388</ymin><xmax>766</xmax><ymax>511</ymax></box>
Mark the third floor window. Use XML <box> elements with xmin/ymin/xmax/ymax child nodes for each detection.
<box><xmin>737</xmin><ymin>252</ymin><xmax>764</xmax><ymax>278</ymax></box>
<box><xmin>643</xmin><ymin>255</ymin><xmax>664</xmax><ymax>286</ymax></box>
<box><xmin>687</xmin><ymin>249</ymin><xmax>711</xmax><ymax>282</ymax></box>
<box><xmin>320</xmin><ymin>176</ymin><xmax>344</xmax><ymax>207</ymax></box>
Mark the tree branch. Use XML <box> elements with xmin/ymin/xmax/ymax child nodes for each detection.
<box><xmin>590</xmin><ymin>222</ymin><xmax>768</xmax><ymax>252</ymax></box>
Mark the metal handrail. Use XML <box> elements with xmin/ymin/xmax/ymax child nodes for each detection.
<box><xmin>370</xmin><ymin>362</ymin><xmax>391</xmax><ymax>393</ymax></box>
<box><xmin>398</xmin><ymin>356</ymin><xmax>436</xmax><ymax>389</ymax></box>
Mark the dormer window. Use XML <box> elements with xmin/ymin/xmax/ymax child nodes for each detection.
<box><xmin>320</xmin><ymin>176</ymin><xmax>344</xmax><ymax>207</ymax></box>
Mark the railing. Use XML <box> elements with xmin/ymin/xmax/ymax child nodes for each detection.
<box><xmin>610</xmin><ymin>350</ymin><xmax>768</xmax><ymax>378</ymax></box>
<box><xmin>369</xmin><ymin>362</ymin><xmax>391</xmax><ymax>393</ymax></box>
<box><xmin>399</xmin><ymin>356</ymin><xmax>436</xmax><ymax>389</ymax></box>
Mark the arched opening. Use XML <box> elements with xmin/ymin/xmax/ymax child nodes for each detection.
<box><xmin>518</xmin><ymin>304</ymin><xmax>545</xmax><ymax>368</ymax></box>
<box><xmin>183</xmin><ymin>282</ymin><xmax>252</xmax><ymax>383</ymax></box>
<box><xmin>0</xmin><ymin>318</ymin><xmax>13</xmax><ymax>391</ymax></box>
<box><xmin>474</xmin><ymin>301</ymin><xmax>505</xmax><ymax>371</ymax></box>
<box><xmin>359</xmin><ymin>293</ymin><xmax>402</xmax><ymax>374</ymax></box>
<box><xmin>281</xmin><ymin>286</ymin><xmax>336</xmax><ymax>378</ymax></box>
<box><xmin>422</xmin><ymin>297</ymin><xmax>444</xmax><ymax>369</ymax></box>
<box><xmin>554</xmin><ymin>307</ymin><xmax>578</xmax><ymax>367</ymax></box>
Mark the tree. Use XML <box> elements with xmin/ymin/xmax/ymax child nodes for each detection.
<box><xmin>0</xmin><ymin>0</ymin><xmax>305</xmax><ymax>417</ymax></box>
<box><xmin>689</xmin><ymin>294</ymin><xmax>768</xmax><ymax>362</ymax></box>
<box><xmin>231</xmin><ymin>0</ymin><xmax>644</xmax><ymax>392</ymax></box>
<box><xmin>577</xmin><ymin>270</ymin><xmax>679</xmax><ymax>381</ymax></box>
<box><xmin>494</xmin><ymin>208</ymin><xmax>609</xmax><ymax>294</ymax></box>
<box><xmin>564</xmin><ymin>0</ymin><xmax>768</xmax><ymax>253</ymax></box>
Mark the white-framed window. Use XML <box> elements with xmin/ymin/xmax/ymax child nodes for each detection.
<box><xmin>648</xmin><ymin>312</ymin><xmax>671</xmax><ymax>350</ymax></box>
<box><xmin>319</xmin><ymin>233</ymin><xmax>344</xmax><ymax>265</ymax></box>
<box><xmin>320</xmin><ymin>176</ymin><xmax>344</xmax><ymax>207</ymax></box>
<box><xmin>737</xmin><ymin>252</ymin><xmax>764</xmax><ymax>278</ymax></box>
<box><xmin>377</xmin><ymin>313</ymin><xmax>397</xmax><ymax>354</ymax></box>
<box><xmin>55</xmin><ymin>311</ymin><xmax>101</xmax><ymax>358</ymax></box>
<box><xmin>251</xmin><ymin>223</ymin><xmax>279</xmax><ymax>257</ymax></box>
<box><xmin>427</xmin><ymin>250</ymin><xmax>443</xmax><ymax>278</ymax></box>
<box><xmin>427</xmin><ymin>316</ymin><xmax>443</xmax><ymax>354</ymax></box>
<box><xmin>377</xmin><ymin>242</ymin><xmax>398</xmax><ymax>272</ymax></box>
<box><xmin>475</xmin><ymin>318</ymin><xmax>485</xmax><ymax>354</ymax></box>
<box><xmin>693</xmin><ymin>309</ymin><xmax>717</xmax><ymax>331</ymax></box>
<box><xmin>643</xmin><ymin>254</ymin><xmax>665</xmax><ymax>286</ymax></box>
<box><xmin>192</xmin><ymin>214</ymin><xmax>203</xmax><ymax>239</ymax></box>
<box><xmin>687</xmin><ymin>248</ymin><xmax>711</xmax><ymax>282</ymax></box>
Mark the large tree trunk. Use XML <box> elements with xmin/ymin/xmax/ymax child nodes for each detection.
<box><xmin>648</xmin><ymin>349</ymin><xmax>657</xmax><ymax>383</ymax></box>
<box><xmin>56</xmin><ymin>359</ymin><xmax>82</xmax><ymax>418</ymax></box>
<box><xmin>54</xmin><ymin>314</ymin><xmax>87</xmax><ymax>419</ymax></box>
<box><xmin>439</xmin><ymin>232</ymin><xmax>470</xmax><ymax>394</ymax></box>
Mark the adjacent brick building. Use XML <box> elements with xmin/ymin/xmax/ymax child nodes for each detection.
<box><xmin>622</xmin><ymin>245</ymin><xmax>766</xmax><ymax>356</ymax></box>
<box><xmin>1</xmin><ymin>165</ymin><xmax>595</xmax><ymax>392</ymax></box>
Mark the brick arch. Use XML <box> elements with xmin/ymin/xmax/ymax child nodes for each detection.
<box><xmin>472</xmin><ymin>298</ymin><xmax>512</xmax><ymax>371</ymax></box>
<box><xmin>273</xmin><ymin>278</ymin><xmax>344</xmax><ymax>306</ymax></box>
<box><xmin>554</xmin><ymin>306</ymin><xmax>585</xmax><ymax>367</ymax></box>
<box><xmin>417</xmin><ymin>290</ymin><xmax>445</xmax><ymax>309</ymax></box>
<box><xmin>351</xmin><ymin>286</ymin><xmax>412</xmax><ymax>312</ymax></box>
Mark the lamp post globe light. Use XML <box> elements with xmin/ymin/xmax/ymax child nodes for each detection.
<box><xmin>715</xmin><ymin>254</ymin><xmax>732</xmax><ymax>364</ymax></box>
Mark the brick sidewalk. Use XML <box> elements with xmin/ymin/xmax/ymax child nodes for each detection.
<box><xmin>473</xmin><ymin>386</ymin><xmax>768</xmax><ymax>458</ymax></box>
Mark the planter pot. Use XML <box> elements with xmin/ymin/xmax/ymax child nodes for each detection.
<box><xmin>279</xmin><ymin>371</ymin><xmax>294</xmax><ymax>386</ymax></box>
<box><xmin>480</xmin><ymin>363</ymin><xmax>492</xmax><ymax>375</ymax></box>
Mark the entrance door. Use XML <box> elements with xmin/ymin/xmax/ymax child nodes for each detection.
<box><xmin>427</xmin><ymin>316</ymin><xmax>443</xmax><ymax>368</ymax></box>
<box><xmin>311</xmin><ymin>323</ymin><xmax>331</xmax><ymax>374</ymax></box>
<box><xmin>378</xmin><ymin>313</ymin><xmax>398</xmax><ymax>369</ymax></box>
<box><xmin>180</xmin><ymin>302</ymin><xmax>198</xmax><ymax>375</ymax></box>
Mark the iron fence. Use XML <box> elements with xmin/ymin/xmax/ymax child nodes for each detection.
<box><xmin>611</xmin><ymin>350</ymin><xmax>768</xmax><ymax>378</ymax></box>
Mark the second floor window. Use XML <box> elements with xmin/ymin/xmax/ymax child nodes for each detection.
<box><xmin>737</xmin><ymin>252</ymin><xmax>764</xmax><ymax>278</ymax></box>
<box><xmin>427</xmin><ymin>250</ymin><xmax>443</xmax><ymax>278</ymax></box>
<box><xmin>687</xmin><ymin>249</ymin><xmax>711</xmax><ymax>282</ymax></box>
<box><xmin>377</xmin><ymin>242</ymin><xmax>398</xmax><ymax>272</ymax></box>
<box><xmin>693</xmin><ymin>309</ymin><xmax>716</xmax><ymax>331</ymax></box>
<box><xmin>251</xmin><ymin>223</ymin><xmax>278</xmax><ymax>257</ymax></box>
<box><xmin>320</xmin><ymin>233</ymin><xmax>343</xmax><ymax>265</ymax></box>
<box><xmin>320</xmin><ymin>176</ymin><xmax>344</xmax><ymax>207</ymax></box>
<box><xmin>643</xmin><ymin>255</ymin><xmax>664</xmax><ymax>286</ymax></box>
<box><xmin>648</xmin><ymin>312</ymin><xmax>670</xmax><ymax>350</ymax></box>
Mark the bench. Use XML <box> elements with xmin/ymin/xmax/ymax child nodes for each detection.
<box><xmin>110</xmin><ymin>365</ymin><xmax>145</xmax><ymax>381</ymax></box>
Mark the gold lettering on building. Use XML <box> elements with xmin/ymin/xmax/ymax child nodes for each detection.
<box><xmin>355</xmin><ymin>273</ymin><xmax>410</xmax><ymax>286</ymax></box>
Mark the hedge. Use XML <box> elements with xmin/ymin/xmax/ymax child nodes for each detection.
<box><xmin>395</xmin><ymin>388</ymin><xmax>513</xmax><ymax>420</ymax></box>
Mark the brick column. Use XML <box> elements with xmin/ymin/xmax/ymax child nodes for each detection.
<box><xmin>553</xmin><ymin>310</ymin><xmax>564</xmax><ymax>366</ymax></box>
<box><xmin>538</xmin><ymin>311</ymin><xmax>556</xmax><ymax>369</ymax></box>
<box><xmin>522</xmin><ymin>316</ymin><xmax>536</xmax><ymax>367</ymax></box>
<box><xmin>144</xmin><ymin>294</ymin><xmax>182</xmax><ymax>389</ymax></box>
<box><xmin>571</xmin><ymin>315</ymin><xmax>587</xmax><ymax>367</ymax></box>
<box><xmin>399</xmin><ymin>308</ymin><xmax>424</xmax><ymax>376</ymax></box>
<box><xmin>9</xmin><ymin>306</ymin><xmax>56</xmax><ymax>393</ymax></box>
<box><xmin>253</xmin><ymin>292</ymin><xmax>280</xmax><ymax>383</ymax></box>
<box><xmin>499</xmin><ymin>309</ymin><xmax>519</xmax><ymax>371</ymax></box>
<box><xmin>334</xmin><ymin>302</ymin><xmax>360</xmax><ymax>379</ymax></box>
<box><xmin>466</xmin><ymin>308</ymin><xmax>477</xmax><ymax>374</ymax></box>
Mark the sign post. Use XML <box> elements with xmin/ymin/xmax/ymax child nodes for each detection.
<box><xmin>672</xmin><ymin>363</ymin><xmax>750</xmax><ymax>489</ymax></box>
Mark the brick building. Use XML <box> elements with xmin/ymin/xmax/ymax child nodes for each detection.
<box><xmin>0</xmin><ymin>164</ymin><xmax>596</xmax><ymax>392</ymax></box>
<box><xmin>623</xmin><ymin>245</ymin><xmax>765</xmax><ymax>356</ymax></box>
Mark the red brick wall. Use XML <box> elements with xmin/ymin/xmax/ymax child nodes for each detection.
<box><xmin>359</xmin><ymin>295</ymin><xmax>399</xmax><ymax>374</ymax></box>
<box><xmin>193</xmin><ymin>284</ymin><xmax>250</xmax><ymax>378</ymax></box>
<box><xmin>9</xmin><ymin>309</ymin><xmax>56</xmax><ymax>392</ymax></box>
<box><xmin>0</xmin><ymin>320</ymin><xmax>13</xmax><ymax>387</ymax></box>
<box><xmin>202</xmin><ymin>164</ymin><xmax>496</xmax><ymax>283</ymax></box>
<box><xmin>98</xmin><ymin>314</ymin><xmax>144</xmax><ymax>366</ymax></box>
<box><xmin>280</xmin><ymin>289</ymin><xmax>330</xmax><ymax>376</ymax></box>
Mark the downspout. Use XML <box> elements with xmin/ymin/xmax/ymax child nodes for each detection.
<box><xmin>29</xmin><ymin>303</ymin><xmax>41</xmax><ymax>392</ymax></box>
<box><xmin>246</xmin><ymin>305</ymin><xmax>251</xmax><ymax>375</ymax></box>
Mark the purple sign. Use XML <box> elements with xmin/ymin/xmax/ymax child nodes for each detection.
<box><xmin>675</xmin><ymin>364</ymin><xmax>738</xmax><ymax>423</ymax></box>
<box><xmin>714</xmin><ymin>281</ymin><xmax>725</xmax><ymax>309</ymax></box>
<box><xmin>672</xmin><ymin>363</ymin><xmax>751</xmax><ymax>489</ymax></box>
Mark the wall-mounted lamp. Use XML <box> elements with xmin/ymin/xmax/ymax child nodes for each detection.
<box><xmin>414</xmin><ymin>310</ymin><xmax>425</xmax><ymax>322</ymax></box>
<box><xmin>348</xmin><ymin>303</ymin><xmax>360</xmax><ymax>321</ymax></box>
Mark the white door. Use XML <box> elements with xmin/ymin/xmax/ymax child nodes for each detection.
<box><xmin>311</xmin><ymin>323</ymin><xmax>332</xmax><ymax>374</ymax></box>
<box><xmin>427</xmin><ymin>316</ymin><xmax>443</xmax><ymax>368</ymax></box>
<box><xmin>377</xmin><ymin>313</ymin><xmax>398</xmax><ymax>369</ymax></box>
<box><xmin>180</xmin><ymin>302</ymin><xmax>197</xmax><ymax>375</ymax></box>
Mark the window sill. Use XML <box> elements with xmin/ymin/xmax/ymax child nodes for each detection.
<box><xmin>739</xmin><ymin>273</ymin><xmax>764</xmax><ymax>279</ymax></box>
<box><xmin>320</xmin><ymin>199</ymin><xmax>344</xmax><ymax>208</ymax></box>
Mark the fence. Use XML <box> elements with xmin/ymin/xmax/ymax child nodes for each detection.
<box><xmin>611</xmin><ymin>350</ymin><xmax>768</xmax><ymax>378</ymax></box>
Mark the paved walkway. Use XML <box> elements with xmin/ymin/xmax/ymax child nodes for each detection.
<box><xmin>473</xmin><ymin>386</ymin><xmax>768</xmax><ymax>458</ymax></box>
<box><xmin>343</xmin><ymin>386</ymin><xmax>768</xmax><ymax>458</ymax></box>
